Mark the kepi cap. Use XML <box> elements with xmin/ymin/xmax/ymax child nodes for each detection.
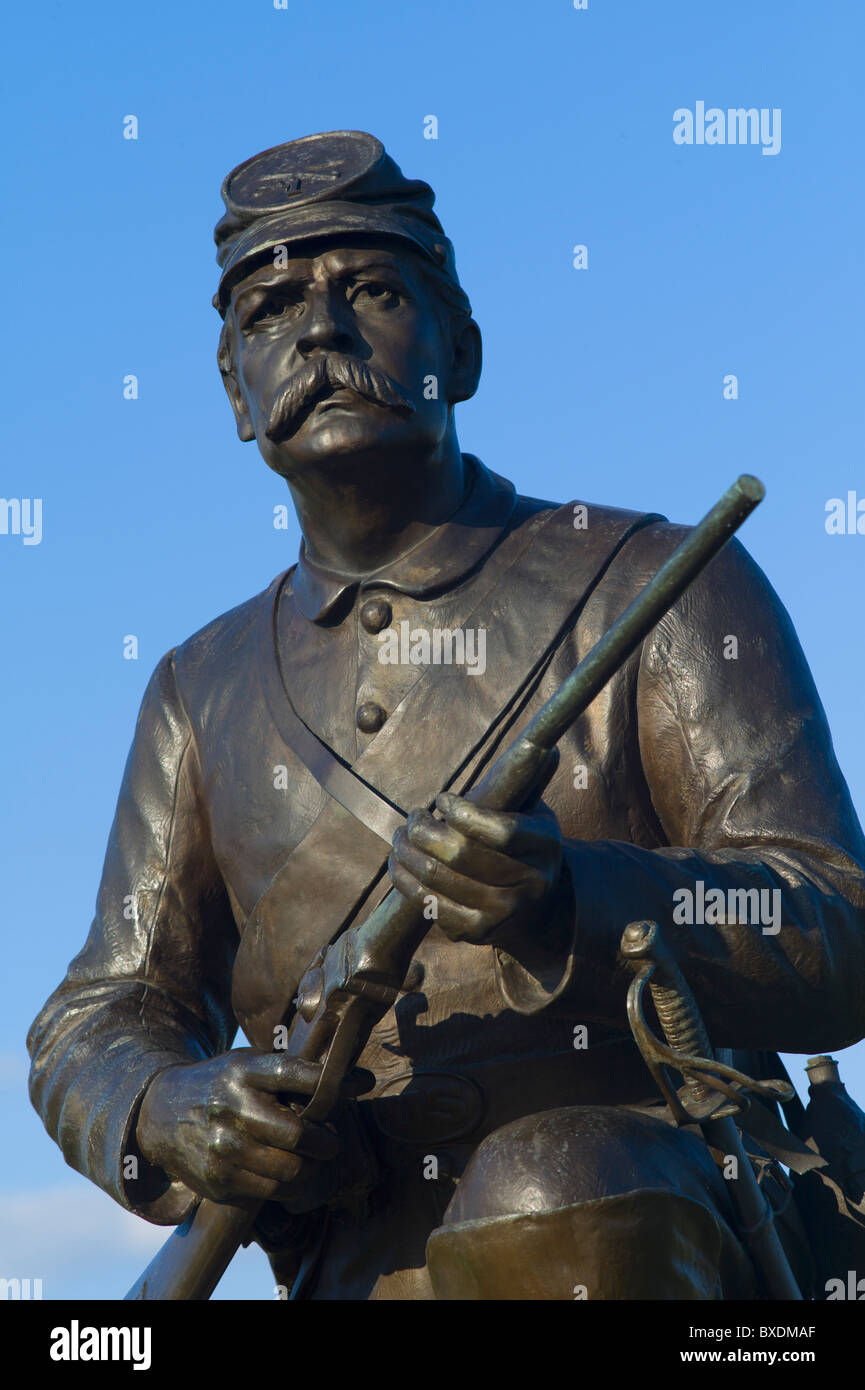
<box><xmin>214</xmin><ymin>130</ymin><xmax>465</xmax><ymax>314</ymax></box>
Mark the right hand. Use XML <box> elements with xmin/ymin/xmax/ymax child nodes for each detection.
<box><xmin>135</xmin><ymin>1049</ymin><xmax>356</xmax><ymax>1210</ymax></box>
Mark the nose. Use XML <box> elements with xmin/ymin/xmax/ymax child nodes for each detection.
<box><xmin>295</xmin><ymin>284</ymin><xmax>355</xmax><ymax>358</ymax></box>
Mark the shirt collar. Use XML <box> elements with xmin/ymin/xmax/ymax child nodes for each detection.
<box><xmin>291</xmin><ymin>455</ymin><xmax>517</xmax><ymax>623</ymax></box>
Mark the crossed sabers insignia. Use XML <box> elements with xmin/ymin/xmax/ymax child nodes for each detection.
<box><xmin>256</xmin><ymin>161</ymin><xmax>344</xmax><ymax>197</ymax></box>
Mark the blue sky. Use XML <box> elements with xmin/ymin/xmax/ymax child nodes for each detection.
<box><xmin>1</xmin><ymin>0</ymin><xmax>863</xmax><ymax>1300</ymax></box>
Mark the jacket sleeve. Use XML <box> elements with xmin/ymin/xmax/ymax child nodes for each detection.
<box><xmin>496</xmin><ymin>533</ymin><xmax>865</xmax><ymax>1053</ymax></box>
<box><xmin>27</xmin><ymin>650</ymin><xmax>239</xmax><ymax>1225</ymax></box>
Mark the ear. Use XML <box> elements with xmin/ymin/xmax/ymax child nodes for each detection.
<box><xmin>218</xmin><ymin>320</ymin><xmax>256</xmax><ymax>442</ymax></box>
<box><xmin>447</xmin><ymin>318</ymin><xmax>482</xmax><ymax>405</ymax></box>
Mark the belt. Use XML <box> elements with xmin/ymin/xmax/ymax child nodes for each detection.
<box><xmin>362</xmin><ymin>1036</ymin><xmax>657</xmax><ymax>1169</ymax></box>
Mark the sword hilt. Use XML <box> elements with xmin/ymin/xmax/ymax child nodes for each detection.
<box><xmin>621</xmin><ymin>920</ymin><xmax>794</xmax><ymax>1126</ymax></box>
<box><xmin>621</xmin><ymin>920</ymin><xmax>715</xmax><ymax>1107</ymax></box>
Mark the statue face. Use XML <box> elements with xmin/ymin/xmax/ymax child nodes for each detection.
<box><xmin>222</xmin><ymin>241</ymin><xmax>477</xmax><ymax>481</ymax></box>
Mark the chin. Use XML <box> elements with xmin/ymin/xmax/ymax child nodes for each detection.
<box><xmin>276</xmin><ymin>416</ymin><xmax>426</xmax><ymax>473</ymax></box>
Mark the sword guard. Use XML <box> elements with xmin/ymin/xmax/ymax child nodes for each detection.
<box><xmin>621</xmin><ymin>920</ymin><xmax>794</xmax><ymax>1128</ymax></box>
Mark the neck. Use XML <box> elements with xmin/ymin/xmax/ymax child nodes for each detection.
<box><xmin>287</xmin><ymin>435</ymin><xmax>468</xmax><ymax>577</ymax></box>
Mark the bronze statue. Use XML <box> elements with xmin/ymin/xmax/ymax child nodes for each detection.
<box><xmin>28</xmin><ymin>131</ymin><xmax>865</xmax><ymax>1300</ymax></box>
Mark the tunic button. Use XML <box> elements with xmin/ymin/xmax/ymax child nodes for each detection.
<box><xmin>359</xmin><ymin>597</ymin><xmax>392</xmax><ymax>633</ymax></box>
<box><xmin>357</xmin><ymin>700</ymin><xmax>388</xmax><ymax>733</ymax></box>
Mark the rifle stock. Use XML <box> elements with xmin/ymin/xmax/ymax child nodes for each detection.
<box><xmin>126</xmin><ymin>474</ymin><xmax>764</xmax><ymax>1300</ymax></box>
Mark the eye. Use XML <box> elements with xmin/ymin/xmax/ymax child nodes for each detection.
<box><xmin>247</xmin><ymin>292</ymin><xmax>304</xmax><ymax>328</ymax></box>
<box><xmin>349</xmin><ymin>281</ymin><xmax>401</xmax><ymax>310</ymax></box>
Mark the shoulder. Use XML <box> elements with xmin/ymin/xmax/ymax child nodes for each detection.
<box><xmin>541</xmin><ymin>492</ymin><xmax>788</xmax><ymax>663</ymax></box>
<box><xmin>513</xmin><ymin>488</ymin><xmax>658</xmax><ymax>530</ymax></box>
<box><xmin>510</xmin><ymin>489</ymin><xmax>664</xmax><ymax>567</ymax></box>
<box><xmin>577</xmin><ymin>502</ymin><xmax>775</xmax><ymax>617</ymax></box>
<box><xmin>154</xmin><ymin>570</ymin><xmax>290</xmax><ymax>718</ymax></box>
<box><xmin>612</xmin><ymin>518</ymin><xmax>802</xmax><ymax>691</ymax></box>
<box><xmin>176</xmin><ymin>572</ymin><xmax>286</xmax><ymax>666</ymax></box>
<box><xmin>621</xmin><ymin>519</ymin><xmax>781</xmax><ymax>632</ymax></box>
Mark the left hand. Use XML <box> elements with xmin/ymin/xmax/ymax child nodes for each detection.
<box><xmin>388</xmin><ymin>791</ymin><xmax>564</xmax><ymax>948</ymax></box>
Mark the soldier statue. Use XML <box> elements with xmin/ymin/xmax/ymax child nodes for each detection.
<box><xmin>28</xmin><ymin>132</ymin><xmax>865</xmax><ymax>1300</ymax></box>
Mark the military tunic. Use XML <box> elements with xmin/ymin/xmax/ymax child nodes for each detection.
<box><xmin>27</xmin><ymin>457</ymin><xmax>865</xmax><ymax>1298</ymax></box>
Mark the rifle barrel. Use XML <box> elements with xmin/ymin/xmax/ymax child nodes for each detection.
<box><xmin>478</xmin><ymin>473</ymin><xmax>764</xmax><ymax>807</ymax></box>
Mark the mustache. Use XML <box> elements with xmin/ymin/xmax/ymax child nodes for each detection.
<box><xmin>265</xmin><ymin>353</ymin><xmax>416</xmax><ymax>442</ymax></box>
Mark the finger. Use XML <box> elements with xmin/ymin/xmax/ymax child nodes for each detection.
<box><xmin>242</xmin><ymin>1053</ymin><xmax>322</xmax><ymax>1095</ymax></box>
<box><xmin>391</xmin><ymin>838</ymin><xmax>524</xmax><ymax>914</ymax></box>
<box><xmin>211</xmin><ymin>1168</ymin><xmax>290</xmax><ymax>1204</ymax></box>
<box><xmin>388</xmin><ymin>859</ymin><xmax>492</xmax><ymax>942</ymax></box>
<box><xmin>435</xmin><ymin>794</ymin><xmax>557</xmax><ymax>857</ymax></box>
<box><xmin>403</xmin><ymin>810</ymin><xmax>529</xmax><ymax>886</ymax></box>
<box><xmin>235</xmin><ymin>1050</ymin><xmax>368</xmax><ymax>1099</ymax></box>
<box><xmin>232</xmin><ymin>1159</ymin><xmax>331</xmax><ymax>1206</ymax></box>
<box><xmin>237</xmin><ymin>1144</ymin><xmax>318</xmax><ymax>1187</ymax></box>
<box><xmin>238</xmin><ymin>1094</ymin><xmax>340</xmax><ymax>1160</ymax></box>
